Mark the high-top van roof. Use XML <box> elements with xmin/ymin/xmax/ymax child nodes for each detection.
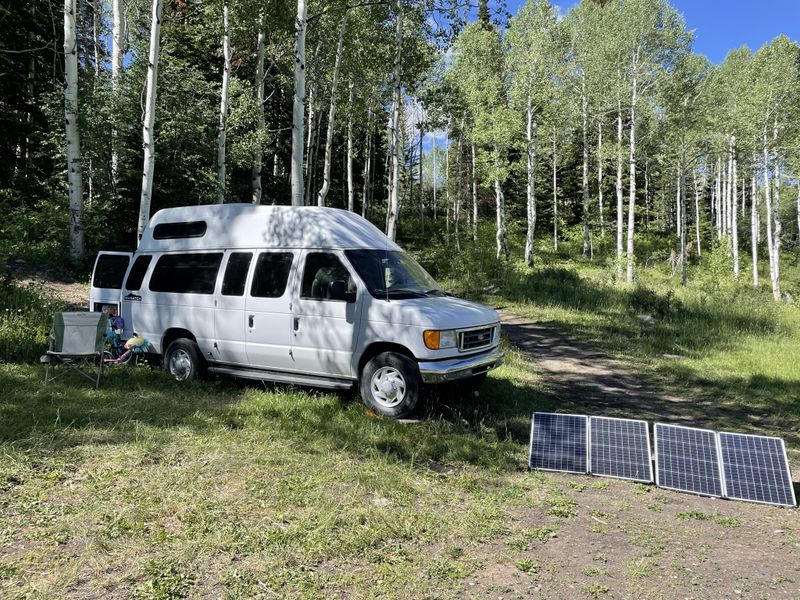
<box><xmin>138</xmin><ymin>204</ymin><xmax>403</xmax><ymax>252</ymax></box>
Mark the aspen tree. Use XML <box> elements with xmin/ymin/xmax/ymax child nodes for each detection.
<box><xmin>290</xmin><ymin>0</ymin><xmax>307</xmax><ymax>206</ymax></box>
<box><xmin>216</xmin><ymin>2</ymin><xmax>231</xmax><ymax>204</ymax></box>
<box><xmin>137</xmin><ymin>0</ymin><xmax>162</xmax><ymax>240</ymax></box>
<box><xmin>64</xmin><ymin>0</ymin><xmax>84</xmax><ymax>260</ymax></box>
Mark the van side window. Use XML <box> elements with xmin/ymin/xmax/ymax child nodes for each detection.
<box><xmin>152</xmin><ymin>221</ymin><xmax>207</xmax><ymax>239</ymax></box>
<box><xmin>221</xmin><ymin>252</ymin><xmax>252</xmax><ymax>296</ymax></box>
<box><xmin>149</xmin><ymin>253</ymin><xmax>223</xmax><ymax>294</ymax></box>
<box><xmin>301</xmin><ymin>253</ymin><xmax>352</xmax><ymax>300</ymax></box>
<box><xmin>125</xmin><ymin>255</ymin><xmax>152</xmax><ymax>291</ymax></box>
<box><xmin>93</xmin><ymin>254</ymin><xmax>130</xmax><ymax>289</ymax></box>
<box><xmin>251</xmin><ymin>253</ymin><xmax>293</xmax><ymax>298</ymax></box>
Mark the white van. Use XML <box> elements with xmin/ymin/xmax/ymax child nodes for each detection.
<box><xmin>89</xmin><ymin>204</ymin><xmax>503</xmax><ymax>417</ymax></box>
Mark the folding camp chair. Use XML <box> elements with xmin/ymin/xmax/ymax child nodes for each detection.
<box><xmin>42</xmin><ymin>311</ymin><xmax>107</xmax><ymax>388</ymax></box>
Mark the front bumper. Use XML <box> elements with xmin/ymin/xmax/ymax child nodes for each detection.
<box><xmin>417</xmin><ymin>346</ymin><xmax>504</xmax><ymax>384</ymax></box>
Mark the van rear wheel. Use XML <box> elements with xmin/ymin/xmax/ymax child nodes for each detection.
<box><xmin>360</xmin><ymin>352</ymin><xmax>421</xmax><ymax>419</ymax></box>
<box><xmin>164</xmin><ymin>338</ymin><xmax>205</xmax><ymax>381</ymax></box>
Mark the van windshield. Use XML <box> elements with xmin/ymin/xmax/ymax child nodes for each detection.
<box><xmin>345</xmin><ymin>250</ymin><xmax>444</xmax><ymax>299</ymax></box>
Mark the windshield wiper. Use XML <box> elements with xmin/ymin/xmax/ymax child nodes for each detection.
<box><xmin>386</xmin><ymin>289</ymin><xmax>428</xmax><ymax>298</ymax></box>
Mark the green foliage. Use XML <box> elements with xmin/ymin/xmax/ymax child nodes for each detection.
<box><xmin>0</xmin><ymin>278</ymin><xmax>66</xmax><ymax>363</ymax></box>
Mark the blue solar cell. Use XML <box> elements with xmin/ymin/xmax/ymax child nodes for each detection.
<box><xmin>718</xmin><ymin>432</ymin><xmax>796</xmax><ymax>507</ymax></box>
<box><xmin>529</xmin><ymin>413</ymin><xmax>588</xmax><ymax>474</ymax></box>
<box><xmin>654</xmin><ymin>423</ymin><xmax>723</xmax><ymax>497</ymax></box>
<box><xmin>590</xmin><ymin>417</ymin><xmax>653</xmax><ymax>483</ymax></box>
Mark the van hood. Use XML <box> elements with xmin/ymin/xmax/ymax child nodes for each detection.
<box><xmin>364</xmin><ymin>294</ymin><xmax>499</xmax><ymax>329</ymax></box>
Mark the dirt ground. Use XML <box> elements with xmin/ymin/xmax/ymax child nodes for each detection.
<box><xmin>6</xmin><ymin>259</ymin><xmax>89</xmax><ymax>308</ymax></box>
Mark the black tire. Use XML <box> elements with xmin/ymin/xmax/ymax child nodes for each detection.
<box><xmin>360</xmin><ymin>352</ymin><xmax>422</xmax><ymax>419</ymax></box>
<box><xmin>164</xmin><ymin>338</ymin><xmax>205</xmax><ymax>381</ymax></box>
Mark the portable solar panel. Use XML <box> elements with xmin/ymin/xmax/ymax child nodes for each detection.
<box><xmin>718</xmin><ymin>432</ymin><xmax>796</xmax><ymax>507</ymax></box>
<box><xmin>528</xmin><ymin>412</ymin><xmax>588</xmax><ymax>474</ymax></box>
<box><xmin>589</xmin><ymin>416</ymin><xmax>653</xmax><ymax>483</ymax></box>
<box><xmin>654</xmin><ymin>423</ymin><xmax>724</xmax><ymax>497</ymax></box>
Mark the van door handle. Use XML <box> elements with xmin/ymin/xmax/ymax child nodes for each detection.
<box><xmin>293</xmin><ymin>317</ymin><xmax>300</xmax><ymax>332</ymax></box>
<box><xmin>248</xmin><ymin>315</ymin><xmax>254</xmax><ymax>328</ymax></box>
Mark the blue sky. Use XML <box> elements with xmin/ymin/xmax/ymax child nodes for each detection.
<box><xmin>504</xmin><ymin>0</ymin><xmax>800</xmax><ymax>64</ymax></box>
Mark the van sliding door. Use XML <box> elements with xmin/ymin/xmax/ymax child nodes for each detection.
<box><xmin>244</xmin><ymin>251</ymin><xmax>296</xmax><ymax>372</ymax></box>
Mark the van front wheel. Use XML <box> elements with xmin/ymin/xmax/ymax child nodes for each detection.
<box><xmin>360</xmin><ymin>352</ymin><xmax>421</xmax><ymax>419</ymax></box>
<box><xmin>164</xmin><ymin>338</ymin><xmax>205</xmax><ymax>381</ymax></box>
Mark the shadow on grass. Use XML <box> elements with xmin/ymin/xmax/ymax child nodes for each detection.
<box><xmin>0</xmin><ymin>363</ymin><xmax>553</xmax><ymax>474</ymax></box>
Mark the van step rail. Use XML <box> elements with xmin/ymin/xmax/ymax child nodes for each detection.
<box><xmin>207</xmin><ymin>365</ymin><xmax>354</xmax><ymax>390</ymax></box>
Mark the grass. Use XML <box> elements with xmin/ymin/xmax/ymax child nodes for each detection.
<box><xmin>0</xmin><ymin>353</ymin><xmax>561</xmax><ymax>597</ymax></box>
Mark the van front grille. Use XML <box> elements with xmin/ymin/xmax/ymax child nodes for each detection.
<box><xmin>459</xmin><ymin>327</ymin><xmax>494</xmax><ymax>352</ymax></box>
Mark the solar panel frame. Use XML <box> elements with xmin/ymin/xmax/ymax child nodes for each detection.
<box><xmin>589</xmin><ymin>416</ymin><xmax>653</xmax><ymax>483</ymax></box>
<box><xmin>654</xmin><ymin>423</ymin><xmax>725</xmax><ymax>498</ymax></box>
<box><xmin>718</xmin><ymin>432</ymin><xmax>797</xmax><ymax>508</ymax></box>
<box><xmin>528</xmin><ymin>412</ymin><xmax>589</xmax><ymax>475</ymax></box>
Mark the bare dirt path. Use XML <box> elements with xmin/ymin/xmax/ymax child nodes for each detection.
<box><xmin>7</xmin><ymin>259</ymin><xmax>88</xmax><ymax>309</ymax></box>
<box><xmin>497</xmin><ymin>310</ymin><xmax>774</xmax><ymax>435</ymax></box>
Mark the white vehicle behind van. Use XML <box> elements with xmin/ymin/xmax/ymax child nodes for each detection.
<box><xmin>89</xmin><ymin>204</ymin><xmax>503</xmax><ymax>418</ymax></box>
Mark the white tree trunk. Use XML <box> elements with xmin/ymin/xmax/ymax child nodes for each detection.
<box><xmin>111</xmin><ymin>0</ymin><xmax>125</xmax><ymax>187</ymax></box>
<box><xmin>454</xmin><ymin>126</ymin><xmax>462</xmax><ymax>252</ymax></box>
<box><xmin>524</xmin><ymin>97</ymin><xmax>537</xmax><ymax>266</ymax></box>
<box><xmin>346</xmin><ymin>80</ymin><xmax>354</xmax><ymax>212</ymax></box>
<box><xmin>581</xmin><ymin>85</ymin><xmax>590</xmax><ymax>257</ymax></box>
<box><xmin>445</xmin><ymin>121</ymin><xmax>450</xmax><ymax>239</ymax></box>
<box><xmin>137</xmin><ymin>0</ymin><xmax>162</xmax><ymax>240</ymax></box>
<box><xmin>675</xmin><ymin>171</ymin><xmax>681</xmax><ymax>237</ymax></box>
<box><xmin>494</xmin><ymin>157</ymin><xmax>508</xmax><ymax>261</ymax></box>
<box><xmin>432</xmin><ymin>130</ymin><xmax>437</xmax><ymax>220</ymax></box>
<box><xmin>626</xmin><ymin>75</ymin><xmax>637</xmax><ymax>283</ymax></box>
<box><xmin>751</xmin><ymin>171</ymin><xmax>759</xmax><ymax>288</ymax></box>
<box><xmin>64</xmin><ymin>0</ymin><xmax>84</xmax><ymax>260</ymax></box>
<box><xmin>290</xmin><ymin>0</ymin><xmax>307</xmax><ymax>206</ymax></box>
<box><xmin>317</xmin><ymin>14</ymin><xmax>347</xmax><ymax>207</ymax></box>
<box><xmin>731</xmin><ymin>137</ymin><xmax>739</xmax><ymax>278</ymax></box>
<box><xmin>771</xmin><ymin>144</ymin><xmax>782</xmax><ymax>300</ymax></box>
<box><xmin>616</xmin><ymin>106</ymin><xmax>623</xmax><ymax>279</ymax></box>
<box><xmin>419</xmin><ymin>124</ymin><xmax>424</xmax><ymax>234</ymax></box>
<box><xmin>553</xmin><ymin>128</ymin><xmax>558</xmax><ymax>251</ymax></box>
<box><xmin>471</xmin><ymin>142</ymin><xmax>478</xmax><ymax>243</ymax></box>
<box><xmin>679</xmin><ymin>164</ymin><xmax>687</xmax><ymax>285</ymax></box>
<box><xmin>693</xmin><ymin>170</ymin><xmax>701</xmax><ymax>257</ymax></box>
<box><xmin>304</xmin><ymin>74</ymin><xmax>318</xmax><ymax>205</ymax></box>
<box><xmin>251</xmin><ymin>18</ymin><xmax>265</xmax><ymax>204</ymax></box>
<box><xmin>216</xmin><ymin>2</ymin><xmax>231</xmax><ymax>204</ymax></box>
<box><xmin>386</xmin><ymin>5</ymin><xmax>403</xmax><ymax>241</ymax></box>
<box><xmin>597</xmin><ymin>118</ymin><xmax>604</xmax><ymax>238</ymax></box>
<box><xmin>361</xmin><ymin>109</ymin><xmax>372</xmax><ymax>217</ymax></box>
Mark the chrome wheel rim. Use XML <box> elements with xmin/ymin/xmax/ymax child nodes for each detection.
<box><xmin>168</xmin><ymin>349</ymin><xmax>192</xmax><ymax>380</ymax></box>
<box><xmin>370</xmin><ymin>366</ymin><xmax>406</xmax><ymax>408</ymax></box>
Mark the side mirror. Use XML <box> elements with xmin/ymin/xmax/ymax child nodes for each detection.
<box><xmin>328</xmin><ymin>280</ymin><xmax>356</xmax><ymax>303</ymax></box>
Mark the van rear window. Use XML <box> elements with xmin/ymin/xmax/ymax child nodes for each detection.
<box><xmin>125</xmin><ymin>255</ymin><xmax>152</xmax><ymax>291</ymax></box>
<box><xmin>152</xmin><ymin>221</ymin><xmax>207</xmax><ymax>239</ymax></box>
<box><xmin>149</xmin><ymin>253</ymin><xmax>223</xmax><ymax>294</ymax></box>
<box><xmin>93</xmin><ymin>254</ymin><xmax>130</xmax><ymax>289</ymax></box>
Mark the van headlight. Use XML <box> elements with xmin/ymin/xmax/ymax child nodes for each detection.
<box><xmin>423</xmin><ymin>329</ymin><xmax>458</xmax><ymax>350</ymax></box>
